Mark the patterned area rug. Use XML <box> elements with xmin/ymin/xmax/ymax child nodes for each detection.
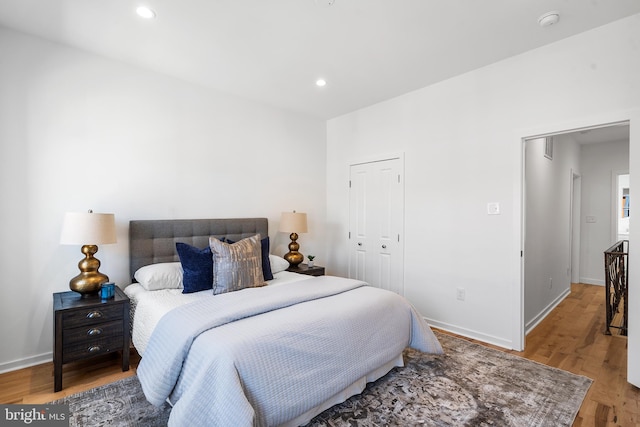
<box><xmin>51</xmin><ymin>376</ymin><xmax>170</xmax><ymax>427</ymax></box>
<box><xmin>51</xmin><ymin>333</ymin><xmax>591</xmax><ymax>426</ymax></box>
<box><xmin>309</xmin><ymin>333</ymin><xmax>592</xmax><ymax>426</ymax></box>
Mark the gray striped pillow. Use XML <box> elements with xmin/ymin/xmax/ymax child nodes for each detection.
<box><xmin>209</xmin><ymin>234</ymin><xmax>266</xmax><ymax>295</ymax></box>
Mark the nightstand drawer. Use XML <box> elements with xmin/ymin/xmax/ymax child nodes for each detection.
<box><xmin>63</xmin><ymin>320</ymin><xmax>124</xmax><ymax>344</ymax></box>
<box><xmin>63</xmin><ymin>336</ymin><xmax>124</xmax><ymax>363</ymax></box>
<box><xmin>61</xmin><ymin>304</ymin><xmax>124</xmax><ymax>328</ymax></box>
<box><xmin>53</xmin><ymin>288</ymin><xmax>131</xmax><ymax>391</ymax></box>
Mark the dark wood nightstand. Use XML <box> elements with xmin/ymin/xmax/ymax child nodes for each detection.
<box><xmin>286</xmin><ymin>263</ymin><xmax>325</xmax><ymax>276</ymax></box>
<box><xmin>53</xmin><ymin>287</ymin><xmax>130</xmax><ymax>392</ymax></box>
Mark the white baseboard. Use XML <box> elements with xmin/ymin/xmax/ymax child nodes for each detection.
<box><xmin>579</xmin><ymin>277</ymin><xmax>605</xmax><ymax>286</ymax></box>
<box><xmin>525</xmin><ymin>288</ymin><xmax>570</xmax><ymax>334</ymax></box>
<box><xmin>424</xmin><ymin>317</ymin><xmax>514</xmax><ymax>350</ymax></box>
<box><xmin>0</xmin><ymin>352</ymin><xmax>52</xmax><ymax>375</ymax></box>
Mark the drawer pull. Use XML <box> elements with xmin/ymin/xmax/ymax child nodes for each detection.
<box><xmin>88</xmin><ymin>345</ymin><xmax>101</xmax><ymax>353</ymax></box>
<box><xmin>86</xmin><ymin>311</ymin><xmax>103</xmax><ymax>319</ymax></box>
<box><xmin>87</xmin><ymin>328</ymin><xmax>103</xmax><ymax>336</ymax></box>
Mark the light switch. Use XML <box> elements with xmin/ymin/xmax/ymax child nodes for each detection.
<box><xmin>487</xmin><ymin>202</ymin><xmax>500</xmax><ymax>215</ymax></box>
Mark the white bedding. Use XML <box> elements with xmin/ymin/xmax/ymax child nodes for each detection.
<box><xmin>136</xmin><ymin>275</ymin><xmax>443</xmax><ymax>426</ymax></box>
<box><xmin>124</xmin><ymin>270</ymin><xmax>312</xmax><ymax>356</ymax></box>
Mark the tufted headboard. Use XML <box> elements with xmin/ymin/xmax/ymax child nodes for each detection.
<box><xmin>129</xmin><ymin>218</ymin><xmax>268</xmax><ymax>280</ymax></box>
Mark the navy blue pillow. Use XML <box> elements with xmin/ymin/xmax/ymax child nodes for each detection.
<box><xmin>226</xmin><ymin>236</ymin><xmax>273</xmax><ymax>281</ymax></box>
<box><xmin>176</xmin><ymin>243</ymin><xmax>213</xmax><ymax>293</ymax></box>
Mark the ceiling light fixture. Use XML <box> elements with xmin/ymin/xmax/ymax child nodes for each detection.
<box><xmin>538</xmin><ymin>11</ymin><xmax>560</xmax><ymax>27</ymax></box>
<box><xmin>136</xmin><ymin>6</ymin><xmax>156</xmax><ymax>19</ymax></box>
<box><xmin>316</xmin><ymin>79</ymin><xmax>327</xmax><ymax>87</ymax></box>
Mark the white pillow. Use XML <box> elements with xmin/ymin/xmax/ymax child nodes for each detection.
<box><xmin>269</xmin><ymin>254</ymin><xmax>290</xmax><ymax>274</ymax></box>
<box><xmin>134</xmin><ymin>262</ymin><xmax>183</xmax><ymax>291</ymax></box>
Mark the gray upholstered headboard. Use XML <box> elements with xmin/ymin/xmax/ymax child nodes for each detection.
<box><xmin>129</xmin><ymin>218</ymin><xmax>268</xmax><ymax>280</ymax></box>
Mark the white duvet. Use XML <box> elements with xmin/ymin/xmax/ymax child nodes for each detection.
<box><xmin>134</xmin><ymin>275</ymin><xmax>443</xmax><ymax>427</ymax></box>
<box><xmin>124</xmin><ymin>271</ymin><xmax>312</xmax><ymax>355</ymax></box>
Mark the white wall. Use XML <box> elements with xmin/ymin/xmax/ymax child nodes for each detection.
<box><xmin>524</xmin><ymin>135</ymin><xmax>580</xmax><ymax>331</ymax></box>
<box><xmin>579</xmin><ymin>139</ymin><xmax>630</xmax><ymax>285</ymax></box>
<box><xmin>326</xmin><ymin>10</ymin><xmax>640</xmax><ymax>376</ymax></box>
<box><xmin>0</xmin><ymin>27</ymin><xmax>327</xmax><ymax>372</ymax></box>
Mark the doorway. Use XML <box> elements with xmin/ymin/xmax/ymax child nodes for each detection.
<box><xmin>522</xmin><ymin>122</ymin><xmax>630</xmax><ymax>336</ymax></box>
<box><xmin>614</xmin><ymin>172</ymin><xmax>630</xmax><ymax>242</ymax></box>
<box><xmin>570</xmin><ymin>171</ymin><xmax>581</xmax><ymax>285</ymax></box>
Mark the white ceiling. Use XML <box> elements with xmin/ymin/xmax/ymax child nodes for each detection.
<box><xmin>569</xmin><ymin>123</ymin><xmax>630</xmax><ymax>145</ymax></box>
<box><xmin>1</xmin><ymin>1</ymin><xmax>639</xmax><ymax>119</ymax></box>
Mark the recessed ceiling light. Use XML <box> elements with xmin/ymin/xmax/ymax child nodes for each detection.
<box><xmin>538</xmin><ymin>11</ymin><xmax>560</xmax><ymax>27</ymax></box>
<box><xmin>136</xmin><ymin>6</ymin><xmax>156</xmax><ymax>19</ymax></box>
<box><xmin>316</xmin><ymin>79</ymin><xmax>327</xmax><ymax>87</ymax></box>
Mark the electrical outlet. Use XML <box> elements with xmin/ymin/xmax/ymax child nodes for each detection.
<box><xmin>456</xmin><ymin>288</ymin><xmax>466</xmax><ymax>301</ymax></box>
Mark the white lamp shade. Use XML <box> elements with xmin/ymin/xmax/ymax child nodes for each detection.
<box><xmin>279</xmin><ymin>212</ymin><xmax>308</xmax><ymax>233</ymax></box>
<box><xmin>60</xmin><ymin>212</ymin><xmax>117</xmax><ymax>245</ymax></box>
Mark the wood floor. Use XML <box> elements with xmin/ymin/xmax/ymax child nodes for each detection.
<box><xmin>1</xmin><ymin>283</ymin><xmax>638</xmax><ymax>426</ymax></box>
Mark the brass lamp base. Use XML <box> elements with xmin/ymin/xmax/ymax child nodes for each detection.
<box><xmin>69</xmin><ymin>245</ymin><xmax>109</xmax><ymax>297</ymax></box>
<box><xmin>284</xmin><ymin>232</ymin><xmax>304</xmax><ymax>267</ymax></box>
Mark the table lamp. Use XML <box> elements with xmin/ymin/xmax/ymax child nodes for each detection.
<box><xmin>60</xmin><ymin>210</ymin><xmax>117</xmax><ymax>296</ymax></box>
<box><xmin>279</xmin><ymin>211</ymin><xmax>308</xmax><ymax>267</ymax></box>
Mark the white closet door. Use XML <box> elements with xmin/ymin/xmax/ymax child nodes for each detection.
<box><xmin>349</xmin><ymin>157</ymin><xmax>404</xmax><ymax>295</ymax></box>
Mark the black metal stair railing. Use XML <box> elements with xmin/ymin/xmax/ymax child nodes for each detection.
<box><xmin>603</xmin><ymin>240</ymin><xmax>628</xmax><ymax>336</ymax></box>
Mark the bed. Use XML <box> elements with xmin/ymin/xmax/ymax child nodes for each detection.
<box><xmin>125</xmin><ymin>218</ymin><xmax>442</xmax><ymax>427</ymax></box>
